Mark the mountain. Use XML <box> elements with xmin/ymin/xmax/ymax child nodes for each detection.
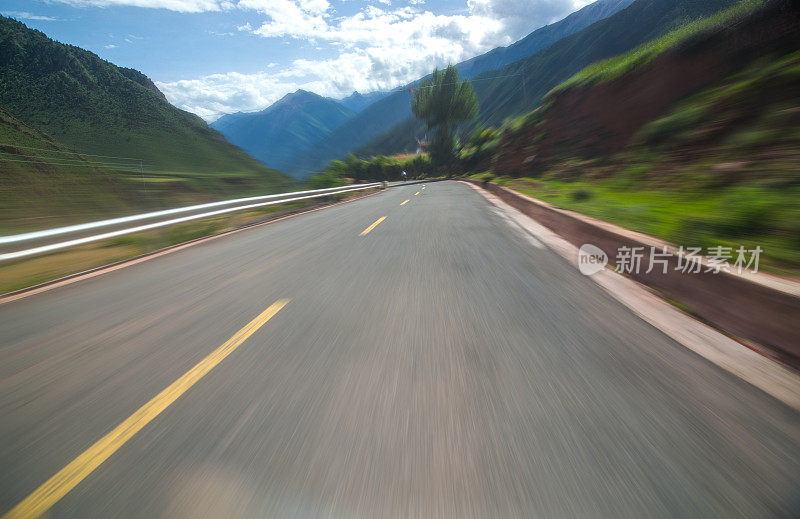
<box><xmin>456</xmin><ymin>0</ymin><xmax>635</xmax><ymax>79</ymax></box>
<box><xmin>493</xmin><ymin>0</ymin><xmax>800</xmax><ymax>174</ymax></box>
<box><xmin>338</xmin><ymin>90</ymin><xmax>391</xmax><ymax>114</ymax></box>
<box><xmin>357</xmin><ymin>0</ymin><xmax>743</xmax><ymax>158</ymax></box>
<box><xmin>283</xmin><ymin>0</ymin><xmax>637</xmax><ymax>176</ymax></box>
<box><xmin>211</xmin><ymin>90</ymin><xmax>354</xmax><ymax>177</ymax></box>
<box><xmin>0</xmin><ymin>15</ymin><xmax>289</xmax><ymax>192</ymax></box>
<box><xmin>0</xmin><ymin>107</ymin><xmax>140</xmax><ymax>231</ymax></box>
<box><xmin>485</xmin><ymin>0</ymin><xmax>800</xmax><ymax>272</ymax></box>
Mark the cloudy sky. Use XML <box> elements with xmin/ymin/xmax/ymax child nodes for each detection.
<box><xmin>2</xmin><ymin>0</ymin><xmax>592</xmax><ymax>121</ymax></box>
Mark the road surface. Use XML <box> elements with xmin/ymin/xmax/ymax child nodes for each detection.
<box><xmin>1</xmin><ymin>181</ymin><xmax>798</xmax><ymax>517</ymax></box>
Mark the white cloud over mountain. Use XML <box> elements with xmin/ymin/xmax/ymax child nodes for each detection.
<box><xmin>114</xmin><ymin>0</ymin><xmax>592</xmax><ymax>120</ymax></box>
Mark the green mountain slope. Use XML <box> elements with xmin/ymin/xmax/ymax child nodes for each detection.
<box><xmin>284</xmin><ymin>0</ymin><xmax>635</xmax><ymax>176</ymax></box>
<box><xmin>0</xmin><ymin>15</ymin><xmax>289</xmax><ymax>190</ymax></box>
<box><xmin>359</xmin><ymin>0</ymin><xmax>741</xmax><ymax>157</ymax></box>
<box><xmin>0</xmin><ymin>107</ymin><xmax>140</xmax><ymax>232</ymax></box>
<box><xmin>456</xmin><ymin>0</ymin><xmax>635</xmax><ymax>79</ymax></box>
<box><xmin>481</xmin><ymin>0</ymin><xmax>800</xmax><ymax>270</ymax></box>
<box><xmin>211</xmin><ymin>90</ymin><xmax>354</xmax><ymax>178</ymax></box>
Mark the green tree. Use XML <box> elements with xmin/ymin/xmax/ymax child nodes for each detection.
<box><xmin>411</xmin><ymin>65</ymin><xmax>478</xmax><ymax>173</ymax></box>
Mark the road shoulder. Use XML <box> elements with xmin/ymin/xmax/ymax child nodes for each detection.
<box><xmin>463</xmin><ymin>181</ymin><xmax>800</xmax><ymax>410</ymax></box>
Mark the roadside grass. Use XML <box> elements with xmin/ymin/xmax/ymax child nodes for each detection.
<box><xmin>489</xmin><ymin>176</ymin><xmax>800</xmax><ymax>274</ymax></box>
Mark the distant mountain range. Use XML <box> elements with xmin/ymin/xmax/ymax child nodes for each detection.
<box><xmin>338</xmin><ymin>90</ymin><xmax>391</xmax><ymax>114</ymax></box>
<box><xmin>0</xmin><ymin>15</ymin><xmax>287</xmax><ymax>188</ymax></box>
<box><xmin>0</xmin><ymin>0</ymin><xmax>748</xmax><ymax>189</ymax></box>
<box><xmin>211</xmin><ymin>90</ymin><xmax>355</xmax><ymax>176</ymax></box>
<box><xmin>212</xmin><ymin>0</ymin><xmax>637</xmax><ymax>177</ymax></box>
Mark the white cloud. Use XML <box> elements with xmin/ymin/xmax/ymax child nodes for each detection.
<box><xmin>52</xmin><ymin>0</ymin><xmax>228</xmax><ymax>13</ymax></box>
<box><xmin>157</xmin><ymin>71</ymin><xmax>316</xmax><ymax>121</ymax></box>
<box><xmin>151</xmin><ymin>0</ymin><xmax>589</xmax><ymax>120</ymax></box>
<box><xmin>104</xmin><ymin>43</ymin><xmax>117</xmax><ymax>48</ymax></box>
<box><xmin>4</xmin><ymin>11</ymin><xmax>59</xmax><ymax>21</ymax></box>
<box><xmin>468</xmin><ymin>0</ymin><xmax>590</xmax><ymax>37</ymax></box>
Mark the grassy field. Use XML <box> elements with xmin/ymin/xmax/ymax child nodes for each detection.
<box><xmin>474</xmin><ymin>174</ymin><xmax>800</xmax><ymax>275</ymax></box>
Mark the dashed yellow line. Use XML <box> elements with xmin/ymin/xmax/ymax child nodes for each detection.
<box><xmin>400</xmin><ymin>200</ymin><xmax>409</xmax><ymax>206</ymax></box>
<box><xmin>360</xmin><ymin>216</ymin><xmax>387</xmax><ymax>236</ymax></box>
<box><xmin>2</xmin><ymin>299</ymin><xmax>290</xmax><ymax>519</ymax></box>
<box><xmin>414</xmin><ymin>191</ymin><xmax>420</xmax><ymax>196</ymax></box>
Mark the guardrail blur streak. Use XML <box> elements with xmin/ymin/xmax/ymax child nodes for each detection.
<box><xmin>0</xmin><ymin>183</ymin><xmax>382</xmax><ymax>262</ymax></box>
<box><xmin>0</xmin><ymin>183</ymin><xmax>382</xmax><ymax>245</ymax></box>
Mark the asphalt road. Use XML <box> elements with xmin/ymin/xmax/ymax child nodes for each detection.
<box><xmin>1</xmin><ymin>181</ymin><xmax>798</xmax><ymax>518</ymax></box>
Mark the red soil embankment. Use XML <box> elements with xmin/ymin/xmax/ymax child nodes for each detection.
<box><xmin>493</xmin><ymin>0</ymin><xmax>800</xmax><ymax>176</ymax></box>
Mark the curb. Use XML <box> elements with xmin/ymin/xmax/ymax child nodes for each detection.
<box><xmin>463</xmin><ymin>181</ymin><xmax>800</xmax><ymax>410</ymax></box>
<box><xmin>465</xmin><ymin>180</ymin><xmax>800</xmax><ymax>367</ymax></box>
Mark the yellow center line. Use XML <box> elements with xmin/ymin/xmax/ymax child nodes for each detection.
<box><xmin>414</xmin><ymin>191</ymin><xmax>420</xmax><ymax>196</ymax></box>
<box><xmin>400</xmin><ymin>200</ymin><xmax>409</xmax><ymax>206</ymax></box>
<box><xmin>360</xmin><ymin>216</ymin><xmax>386</xmax><ymax>236</ymax></box>
<box><xmin>3</xmin><ymin>299</ymin><xmax>290</xmax><ymax>519</ymax></box>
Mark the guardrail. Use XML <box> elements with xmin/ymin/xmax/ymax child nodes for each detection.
<box><xmin>0</xmin><ymin>183</ymin><xmax>383</xmax><ymax>262</ymax></box>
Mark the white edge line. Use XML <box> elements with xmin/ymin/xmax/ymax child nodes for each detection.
<box><xmin>0</xmin><ymin>183</ymin><xmax>381</xmax><ymax>245</ymax></box>
<box><xmin>1</xmin><ymin>185</ymin><xmax>379</xmax><ymax>261</ymax></box>
<box><xmin>463</xmin><ymin>181</ymin><xmax>800</xmax><ymax>411</ymax></box>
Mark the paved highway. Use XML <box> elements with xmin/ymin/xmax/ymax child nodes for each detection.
<box><xmin>1</xmin><ymin>182</ymin><xmax>798</xmax><ymax>518</ymax></box>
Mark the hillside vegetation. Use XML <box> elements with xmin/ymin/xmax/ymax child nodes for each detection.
<box><xmin>0</xmin><ymin>15</ymin><xmax>290</xmax><ymax>190</ymax></box>
<box><xmin>360</xmin><ymin>0</ymin><xmax>740</xmax><ymax>158</ymax></box>
<box><xmin>481</xmin><ymin>0</ymin><xmax>800</xmax><ymax>271</ymax></box>
<box><xmin>0</xmin><ymin>107</ymin><xmax>141</xmax><ymax>233</ymax></box>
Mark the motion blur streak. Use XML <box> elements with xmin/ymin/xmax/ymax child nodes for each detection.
<box><xmin>2</xmin><ymin>300</ymin><xmax>288</xmax><ymax>519</ymax></box>
<box><xmin>0</xmin><ymin>184</ymin><xmax>381</xmax><ymax>245</ymax></box>
<box><xmin>0</xmin><ymin>185</ymin><xmax>380</xmax><ymax>261</ymax></box>
<box><xmin>0</xmin><ymin>184</ymin><xmax>797</xmax><ymax>517</ymax></box>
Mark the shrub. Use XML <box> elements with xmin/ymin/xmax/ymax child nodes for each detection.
<box><xmin>571</xmin><ymin>188</ymin><xmax>593</xmax><ymax>202</ymax></box>
<box><xmin>478</xmin><ymin>172</ymin><xmax>496</xmax><ymax>184</ymax></box>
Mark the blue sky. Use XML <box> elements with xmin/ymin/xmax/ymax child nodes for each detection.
<box><xmin>1</xmin><ymin>0</ymin><xmax>590</xmax><ymax>121</ymax></box>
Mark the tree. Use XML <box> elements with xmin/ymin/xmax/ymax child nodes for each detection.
<box><xmin>411</xmin><ymin>65</ymin><xmax>478</xmax><ymax>173</ymax></box>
